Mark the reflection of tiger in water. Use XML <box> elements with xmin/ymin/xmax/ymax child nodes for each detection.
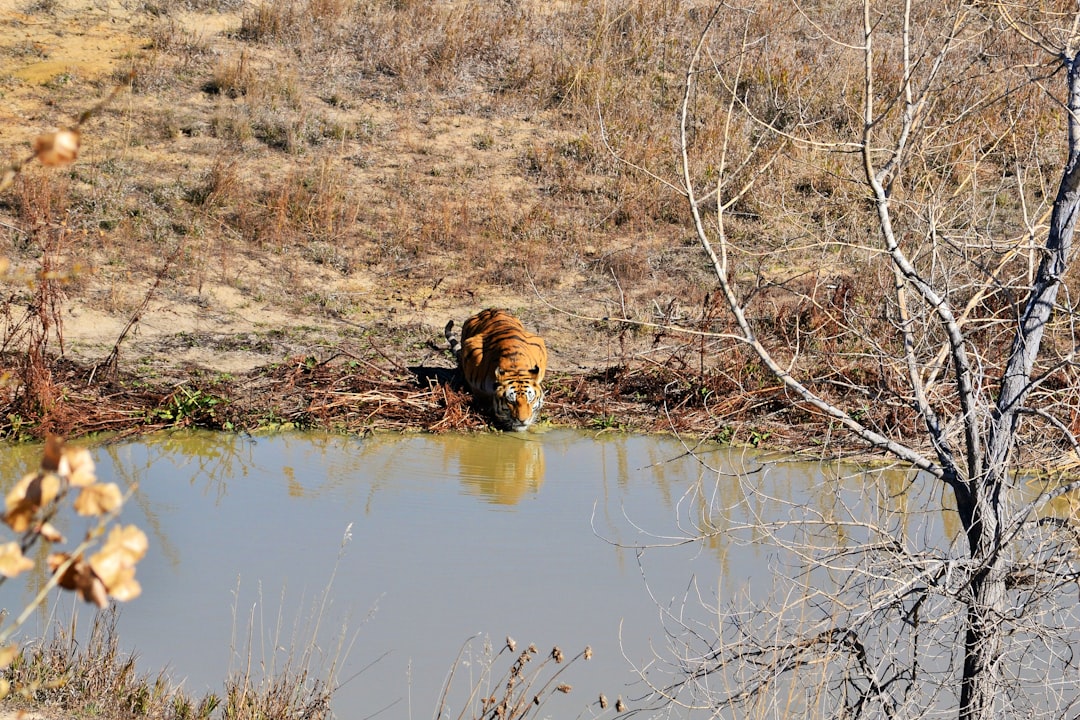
<box><xmin>444</xmin><ymin>308</ymin><xmax>548</xmax><ymax>431</ymax></box>
<box><xmin>449</xmin><ymin>433</ymin><xmax>546</xmax><ymax>505</ymax></box>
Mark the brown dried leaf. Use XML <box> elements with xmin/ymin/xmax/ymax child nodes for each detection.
<box><xmin>41</xmin><ymin>436</ymin><xmax>63</xmax><ymax>472</ymax></box>
<box><xmin>38</xmin><ymin>522</ymin><xmax>65</xmax><ymax>543</ymax></box>
<box><xmin>48</xmin><ymin>552</ymin><xmax>76</xmax><ymax>587</ymax></box>
<box><xmin>0</xmin><ymin>543</ymin><xmax>33</xmax><ymax>578</ymax></box>
<box><xmin>88</xmin><ymin>546</ymin><xmax>124</xmax><ymax>588</ymax></box>
<box><xmin>32</xmin><ymin>129</ymin><xmax>80</xmax><ymax>167</ymax></box>
<box><xmin>100</xmin><ymin>524</ymin><xmax>148</xmax><ymax>563</ymax></box>
<box><xmin>0</xmin><ymin>644</ymin><xmax>18</xmax><ymax>670</ymax></box>
<box><xmin>48</xmin><ymin>553</ymin><xmax>107</xmax><ymax>607</ymax></box>
<box><xmin>4</xmin><ymin>472</ymin><xmax>61</xmax><ymax>532</ymax></box>
<box><xmin>73</xmin><ymin>483</ymin><xmax>123</xmax><ymax>516</ymax></box>
<box><xmin>2</xmin><ymin>498</ymin><xmax>35</xmax><ymax>534</ymax></box>
<box><xmin>89</xmin><ymin>525</ymin><xmax>147</xmax><ymax>603</ymax></box>
<box><xmin>84</xmin><ymin>575</ymin><xmax>109</xmax><ymax>608</ymax></box>
<box><xmin>102</xmin><ymin>566</ymin><xmax>140</xmax><ymax>602</ymax></box>
<box><xmin>34</xmin><ymin>472</ymin><xmax>61</xmax><ymax>507</ymax></box>
<box><xmin>60</xmin><ymin>447</ymin><xmax>96</xmax><ymax>487</ymax></box>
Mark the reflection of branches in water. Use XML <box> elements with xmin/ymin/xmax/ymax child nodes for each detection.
<box><xmin>100</xmin><ymin>436</ymin><xmax>236</xmax><ymax>571</ymax></box>
<box><xmin>115</xmin><ymin>431</ymin><xmax>382</xmax><ymax>504</ymax></box>
<box><xmin>592</xmin><ymin>437</ymin><xmax>777</xmax><ymax>570</ymax></box>
<box><xmin>102</xmin><ymin>432</ymin><xmax>257</xmax><ymax>500</ymax></box>
<box><xmin>589</xmin><ymin>435</ymin><xmax>766</xmax><ymax>583</ymax></box>
<box><xmin>618</xmin><ymin>461</ymin><xmax>1080</xmax><ymax>717</ymax></box>
<box><xmin>97</xmin><ymin>433</ymin><xmax>267</xmax><ymax>573</ymax></box>
<box><xmin>0</xmin><ymin>444</ymin><xmax>41</xmax><ymax>487</ymax></box>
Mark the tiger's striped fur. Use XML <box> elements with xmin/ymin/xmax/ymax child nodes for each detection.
<box><xmin>444</xmin><ymin>309</ymin><xmax>547</xmax><ymax>431</ymax></box>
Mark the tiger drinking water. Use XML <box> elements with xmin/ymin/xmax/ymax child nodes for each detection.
<box><xmin>444</xmin><ymin>308</ymin><xmax>548</xmax><ymax>431</ymax></box>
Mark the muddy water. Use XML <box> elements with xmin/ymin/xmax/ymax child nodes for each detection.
<box><xmin>1</xmin><ymin>430</ymin><xmax>947</xmax><ymax>717</ymax></box>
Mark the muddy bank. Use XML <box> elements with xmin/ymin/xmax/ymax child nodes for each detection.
<box><xmin>0</xmin><ymin>335</ymin><xmax>863</xmax><ymax>463</ymax></box>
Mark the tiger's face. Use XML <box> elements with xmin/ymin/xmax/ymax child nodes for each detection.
<box><xmin>492</xmin><ymin>366</ymin><xmax>544</xmax><ymax>431</ymax></box>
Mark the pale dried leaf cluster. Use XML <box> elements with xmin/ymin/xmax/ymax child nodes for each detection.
<box><xmin>0</xmin><ymin>438</ymin><xmax>146</xmax><ymax>607</ymax></box>
<box><xmin>0</xmin><ymin>436</ymin><xmax>149</xmax><ymax>705</ymax></box>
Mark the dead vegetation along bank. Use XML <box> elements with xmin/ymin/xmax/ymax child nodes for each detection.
<box><xmin>0</xmin><ymin>340</ymin><xmax>918</xmax><ymax>461</ymax></box>
<box><xmin>0</xmin><ymin>350</ymin><xmax>678</xmax><ymax>439</ymax></box>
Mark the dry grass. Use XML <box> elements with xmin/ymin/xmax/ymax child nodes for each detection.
<box><xmin>0</xmin><ymin>0</ymin><xmax>1075</xmax><ymax>459</ymax></box>
<box><xmin>436</xmin><ymin>636</ymin><xmax>601</xmax><ymax>720</ymax></box>
<box><xmin>4</xmin><ymin>4</ymin><xmax>1080</xmax><ymax>716</ymax></box>
<box><xmin>4</xmin><ymin>609</ymin><xmax>204</xmax><ymax>720</ymax></box>
<box><xmin>3</xmin><ymin>604</ymin><xmax>339</xmax><ymax>720</ymax></box>
<box><xmin>4</xmin><ymin>0</ymin><xmax>723</xmax><ymax>308</ymax></box>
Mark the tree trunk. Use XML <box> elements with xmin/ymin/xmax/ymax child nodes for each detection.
<box><xmin>954</xmin><ymin>467</ymin><xmax>1006</xmax><ymax>720</ymax></box>
<box><xmin>959</xmin><ymin>542</ymin><xmax>1006</xmax><ymax>720</ymax></box>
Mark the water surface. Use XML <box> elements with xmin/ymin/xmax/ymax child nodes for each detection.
<box><xmin>0</xmin><ymin>429</ymin><xmax>941</xmax><ymax>717</ymax></box>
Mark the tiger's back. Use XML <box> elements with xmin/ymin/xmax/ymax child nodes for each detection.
<box><xmin>444</xmin><ymin>308</ymin><xmax>547</xmax><ymax>431</ymax></box>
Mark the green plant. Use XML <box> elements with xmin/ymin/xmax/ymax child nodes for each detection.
<box><xmin>747</xmin><ymin>428</ymin><xmax>770</xmax><ymax>447</ymax></box>
<box><xmin>588</xmin><ymin>414</ymin><xmax>622</xmax><ymax>431</ymax></box>
<box><xmin>3</xmin><ymin>414</ymin><xmax>29</xmax><ymax>442</ymax></box>
<box><xmin>196</xmin><ymin>692</ymin><xmax>221</xmax><ymax>718</ymax></box>
<box><xmin>173</xmin><ymin>694</ymin><xmax>193</xmax><ymax>719</ymax></box>
<box><xmin>152</xmin><ymin>386</ymin><xmax>226</xmax><ymax>427</ymax></box>
<box><xmin>713</xmin><ymin>425</ymin><xmax>734</xmax><ymax>444</ymax></box>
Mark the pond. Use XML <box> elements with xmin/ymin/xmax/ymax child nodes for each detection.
<box><xmin>0</xmin><ymin>429</ymin><xmax>951</xmax><ymax>718</ymax></box>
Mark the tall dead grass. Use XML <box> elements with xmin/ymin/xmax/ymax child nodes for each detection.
<box><xmin>223</xmin><ymin>527</ymin><xmax>356</xmax><ymax>720</ymax></box>
<box><xmin>1</xmin><ymin>171</ymin><xmax>73</xmax><ymax>436</ymax></box>
<box><xmin>115</xmin><ymin>0</ymin><xmax>716</xmax><ymax>299</ymax></box>
<box><xmin>436</xmin><ymin>636</ymin><xmax>601</xmax><ymax>720</ymax></box>
<box><xmin>5</xmin><ymin>609</ymin><xmax>204</xmax><ymax>719</ymax></box>
<box><xmin>4</xmin><ymin>598</ymin><xmax>344</xmax><ymax>720</ymax></box>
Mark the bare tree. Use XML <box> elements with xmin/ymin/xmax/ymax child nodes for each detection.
<box><xmin>610</xmin><ymin>2</ymin><xmax>1080</xmax><ymax>718</ymax></box>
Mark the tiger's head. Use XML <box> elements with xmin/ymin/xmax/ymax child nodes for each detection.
<box><xmin>492</xmin><ymin>366</ymin><xmax>544</xmax><ymax>432</ymax></box>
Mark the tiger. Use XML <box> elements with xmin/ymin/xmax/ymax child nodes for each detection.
<box><xmin>444</xmin><ymin>308</ymin><xmax>548</xmax><ymax>431</ymax></box>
